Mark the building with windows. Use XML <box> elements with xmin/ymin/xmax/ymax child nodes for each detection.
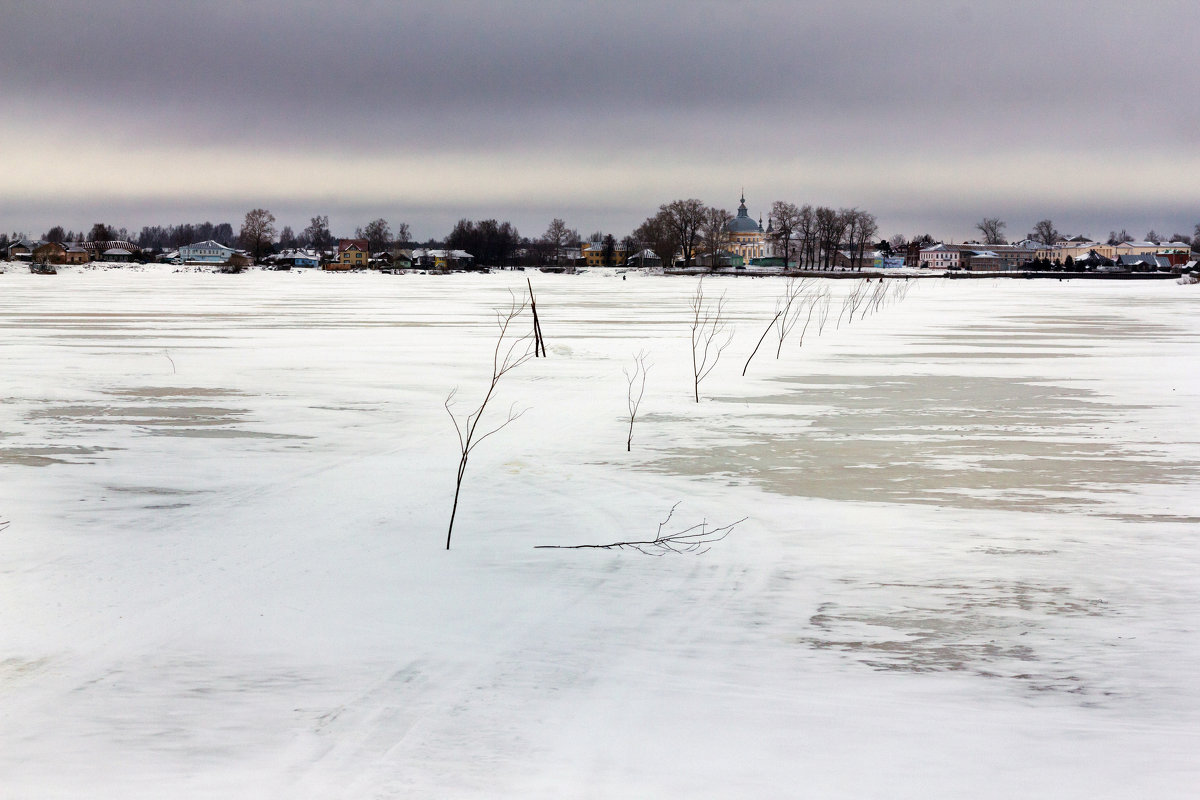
<box><xmin>6</xmin><ymin>238</ymin><xmax>38</xmax><ymax>260</ymax></box>
<box><xmin>179</xmin><ymin>240</ymin><xmax>237</xmax><ymax>263</ymax></box>
<box><xmin>724</xmin><ymin>193</ymin><xmax>769</xmax><ymax>263</ymax></box>
<box><xmin>581</xmin><ymin>239</ymin><xmax>628</xmax><ymax>267</ymax></box>
<box><xmin>334</xmin><ymin>239</ymin><xmax>369</xmax><ymax>269</ymax></box>
<box><xmin>919</xmin><ymin>243</ymin><xmax>962</xmax><ymax>269</ymax></box>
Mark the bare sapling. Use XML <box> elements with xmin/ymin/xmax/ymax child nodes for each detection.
<box><xmin>744</xmin><ymin>278</ymin><xmax>806</xmax><ymax>375</ymax></box>
<box><xmin>742</xmin><ymin>307</ymin><xmax>783</xmax><ymax>376</ymax></box>
<box><xmin>535</xmin><ymin>502</ymin><xmax>746</xmax><ymax>555</ymax></box>
<box><xmin>444</xmin><ymin>292</ymin><xmax>536</xmax><ymax>550</ymax></box>
<box><xmin>837</xmin><ymin>280</ymin><xmax>869</xmax><ymax>329</ymax></box>
<box><xmin>857</xmin><ymin>279</ymin><xmax>884</xmax><ymax>322</ymax></box>
<box><xmin>689</xmin><ymin>277</ymin><xmax>733</xmax><ymax>402</ymax></box>
<box><xmin>815</xmin><ymin>288</ymin><xmax>832</xmax><ymax>335</ymax></box>
<box><xmin>526</xmin><ymin>277</ymin><xmax>547</xmax><ymax>357</ymax></box>
<box><xmin>790</xmin><ymin>291</ymin><xmax>820</xmax><ymax>352</ymax></box>
<box><xmin>773</xmin><ymin>278</ymin><xmax>810</xmax><ymax>353</ymax></box>
<box><xmin>624</xmin><ymin>350</ymin><xmax>651</xmax><ymax>451</ymax></box>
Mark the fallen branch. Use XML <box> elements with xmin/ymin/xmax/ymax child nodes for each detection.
<box><xmin>536</xmin><ymin>502</ymin><xmax>746</xmax><ymax>555</ymax></box>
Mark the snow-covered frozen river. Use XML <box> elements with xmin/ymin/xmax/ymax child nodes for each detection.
<box><xmin>2</xmin><ymin>266</ymin><xmax>1198</xmax><ymax>797</ymax></box>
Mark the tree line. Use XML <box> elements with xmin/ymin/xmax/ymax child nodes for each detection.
<box><xmin>10</xmin><ymin>209</ymin><xmax>1199</xmax><ymax>268</ymax></box>
<box><xmin>970</xmin><ymin>217</ymin><xmax>1200</xmax><ymax>249</ymax></box>
<box><xmin>629</xmin><ymin>200</ymin><xmax>880</xmax><ymax>270</ymax></box>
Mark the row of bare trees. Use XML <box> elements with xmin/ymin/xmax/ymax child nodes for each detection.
<box><xmin>767</xmin><ymin>204</ymin><xmax>879</xmax><ymax>270</ymax></box>
<box><xmin>634</xmin><ymin>199</ymin><xmax>732</xmax><ymax>269</ymax></box>
<box><xmin>444</xmin><ymin>273</ymin><xmax>919</xmax><ymax>550</ymax></box>
<box><xmin>630</xmin><ymin>200</ymin><xmax>880</xmax><ymax>271</ymax></box>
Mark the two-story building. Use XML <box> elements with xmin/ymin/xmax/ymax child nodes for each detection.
<box><xmin>919</xmin><ymin>243</ymin><xmax>962</xmax><ymax>269</ymax></box>
<box><xmin>581</xmin><ymin>239</ymin><xmax>629</xmax><ymax>267</ymax></box>
<box><xmin>332</xmin><ymin>239</ymin><xmax>369</xmax><ymax>270</ymax></box>
<box><xmin>179</xmin><ymin>240</ymin><xmax>237</xmax><ymax>263</ymax></box>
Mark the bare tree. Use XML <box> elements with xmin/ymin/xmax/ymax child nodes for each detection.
<box><xmin>393</xmin><ymin>222</ymin><xmax>412</xmax><ymax>246</ymax></box>
<box><xmin>1029</xmin><ymin>219</ymin><xmax>1060</xmax><ymax>246</ymax></box>
<box><xmin>850</xmin><ymin>210</ymin><xmax>878</xmax><ymax>271</ymax></box>
<box><xmin>624</xmin><ymin>350</ymin><xmax>650</xmax><ymax>451</ymax></box>
<box><xmin>239</xmin><ymin>208</ymin><xmax>276</xmax><ymax>263</ymax></box>
<box><xmin>535</xmin><ymin>502</ymin><xmax>745</xmax><ymax>555</ymax></box>
<box><xmin>797</xmin><ymin>204</ymin><xmax>816</xmax><ymax>269</ymax></box>
<box><xmin>543</xmin><ymin>218</ymin><xmax>569</xmax><ymax>266</ymax></box>
<box><xmin>769</xmin><ymin>201</ymin><xmax>803</xmax><ymax>268</ymax></box>
<box><xmin>1107</xmin><ymin>229</ymin><xmax>1134</xmax><ymax>245</ymax></box>
<box><xmin>814</xmin><ymin>206</ymin><xmax>843</xmax><ymax>269</ymax></box>
<box><xmin>635</xmin><ymin>211</ymin><xmax>679</xmax><ymax>268</ymax></box>
<box><xmin>699</xmin><ymin>207</ymin><xmax>733</xmax><ymax>270</ymax></box>
<box><xmin>304</xmin><ymin>215</ymin><xmax>334</xmax><ymax>261</ymax></box>
<box><xmin>975</xmin><ymin>217</ymin><xmax>1008</xmax><ymax>245</ymax></box>
<box><xmin>660</xmin><ymin>199</ymin><xmax>707</xmax><ymax>269</ymax></box>
<box><xmin>277</xmin><ymin>226</ymin><xmax>297</xmax><ymax>249</ymax></box>
<box><xmin>444</xmin><ymin>293</ymin><xmax>535</xmax><ymax>550</ymax></box>
<box><xmin>357</xmin><ymin>218</ymin><xmax>392</xmax><ymax>252</ymax></box>
<box><xmin>689</xmin><ymin>278</ymin><xmax>733</xmax><ymax>402</ymax></box>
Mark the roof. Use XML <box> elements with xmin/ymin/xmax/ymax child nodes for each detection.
<box><xmin>183</xmin><ymin>240</ymin><xmax>233</xmax><ymax>250</ymax></box>
<box><xmin>1116</xmin><ymin>254</ymin><xmax>1170</xmax><ymax>267</ymax></box>
<box><xmin>338</xmin><ymin>239</ymin><xmax>369</xmax><ymax>253</ymax></box>
<box><xmin>725</xmin><ymin>193</ymin><xmax>763</xmax><ymax>234</ymax></box>
<box><xmin>411</xmin><ymin>249</ymin><xmax>474</xmax><ymax>259</ymax></box>
<box><xmin>103</xmin><ymin>248</ymin><xmax>132</xmax><ymax>255</ymax></box>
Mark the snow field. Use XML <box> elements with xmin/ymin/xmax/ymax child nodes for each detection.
<box><xmin>1</xmin><ymin>266</ymin><xmax>1198</xmax><ymax>797</ymax></box>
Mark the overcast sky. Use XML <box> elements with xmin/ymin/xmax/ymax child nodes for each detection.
<box><xmin>3</xmin><ymin>0</ymin><xmax>1198</xmax><ymax>243</ymax></box>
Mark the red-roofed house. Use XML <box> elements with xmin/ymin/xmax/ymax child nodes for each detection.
<box><xmin>332</xmin><ymin>239</ymin><xmax>369</xmax><ymax>270</ymax></box>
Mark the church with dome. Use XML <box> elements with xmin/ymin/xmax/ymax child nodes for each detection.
<box><xmin>724</xmin><ymin>192</ymin><xmax>771</xmax><ymax>263</ymax></box>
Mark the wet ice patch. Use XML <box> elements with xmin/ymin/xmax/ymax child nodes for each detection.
<box><xmin>802</xmin><ymin>579</ymin><xmax>1112</xmax><ymax>696</ymax></box>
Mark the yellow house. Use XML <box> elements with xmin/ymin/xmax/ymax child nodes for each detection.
<box><xmin>335</xmin><ymin>239</ymin><xmax>369</xmax><ymax>269</ymax></box>
<box><xmin>581</xmin><ymin>240</ymin><xmax>628</xmax><ymax>267</ymax></box>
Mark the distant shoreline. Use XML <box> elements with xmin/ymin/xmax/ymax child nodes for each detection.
<box><xmin>1</xmin><ymin>261</ymin><xmax>1184</xmax><ymax>281</ymax></box>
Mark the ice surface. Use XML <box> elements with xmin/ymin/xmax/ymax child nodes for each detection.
<box><xmin>1</xmin><ymin>265</ymin><xmax>1198</xmax><ymax>797</ymax></box>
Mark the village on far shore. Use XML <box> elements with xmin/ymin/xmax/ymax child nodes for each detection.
<box><xmin>5</xmin><ymin>194</ymin><xmax>1198</xmax><ymax>278</ymax></box>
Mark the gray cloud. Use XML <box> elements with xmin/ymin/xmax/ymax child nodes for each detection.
<box><xmin>3</xmin><ymin>1</ymin><xmax>1199</xmax><ymax>240</ymax></box>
